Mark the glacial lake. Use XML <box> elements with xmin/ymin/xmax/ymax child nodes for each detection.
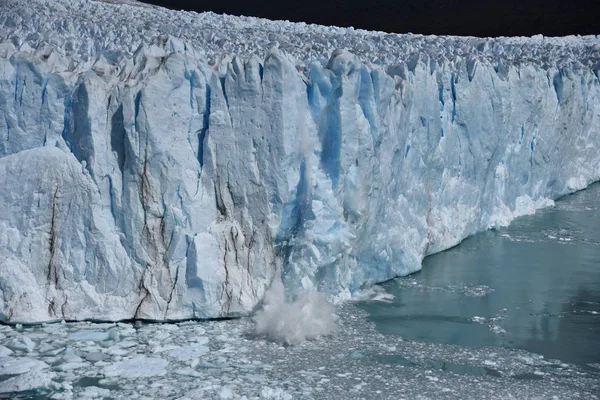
<box><xmin>360</xmin><ymin>182</ymin><xmax>600</xmax><ymax>368</ymax></box>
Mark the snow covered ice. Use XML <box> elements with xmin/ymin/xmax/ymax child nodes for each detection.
<box><xmin>1</xmin><ymin>0</ymin><xmax>600</xmax><ymax>323</ymax></box>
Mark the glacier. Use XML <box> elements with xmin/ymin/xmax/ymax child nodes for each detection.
<box><xmin>0</xmin><ymin>0</ymin><xmax>599</xmax><ymax>323</ymax></box>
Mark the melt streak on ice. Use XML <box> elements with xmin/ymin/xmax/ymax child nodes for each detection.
<box><xmin>1</xmin><ymin>0</ymin><xmax>599</xmax><ymax>322</ymax></box>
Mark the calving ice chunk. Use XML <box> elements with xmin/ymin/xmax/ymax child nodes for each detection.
<box><xmin>253</xmin><ymin>279</ymin><xmax>337</xmax><ymax>345</ymax></box>
<box><xmin>0</xmin><ymin>0</ymin><xmax>599</xmax><ymax>323</ymax></box>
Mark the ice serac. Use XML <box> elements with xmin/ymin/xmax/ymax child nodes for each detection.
<box><xmin>1</xmin><ymin>0</ymin><xmax>599</xmax><ymax>322</ymax></box>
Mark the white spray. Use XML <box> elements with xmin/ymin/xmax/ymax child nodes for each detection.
<box><xmin>252</xmin><ymin>278</ymin><xmax>336</xmax><ymax>345</ymax></box>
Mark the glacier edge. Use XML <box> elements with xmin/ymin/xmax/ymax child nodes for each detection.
<box><xmin>1</xmin><ymin>0</ymin><xmax>600</xmax><ymax>323</ymax></box>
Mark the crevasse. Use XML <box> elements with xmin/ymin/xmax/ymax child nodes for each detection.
<box><xmin>0</xmin><ymin>0</ymin><xmax>599</xmax><ymax>323</ymax></box>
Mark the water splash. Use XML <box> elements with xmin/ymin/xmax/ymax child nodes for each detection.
<box><xmin>252</xmin><ymin>279</ymin><xmax>336</xmax><ymax>345</ymax></box>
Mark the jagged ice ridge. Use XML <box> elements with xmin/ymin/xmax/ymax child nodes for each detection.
<box><xmin>0</xmin><ymin>0</ymin><xmax>599</xmax><ymax>322</ymax></box>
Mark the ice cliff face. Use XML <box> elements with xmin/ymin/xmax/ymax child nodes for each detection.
<box><xmin>1</xmin><ymin>0</ymin><xmax>599</xmax><ymax>323</ymax></box>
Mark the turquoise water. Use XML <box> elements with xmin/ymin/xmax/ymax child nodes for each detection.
<box><xmin>360</xmin><ymin>183</ymin><xmax>600</xmax><ymax>367</ymax></box>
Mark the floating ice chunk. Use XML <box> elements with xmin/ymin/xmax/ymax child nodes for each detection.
<box><xmin>168</xmin><ymin>343</ymin><xmax>210</xmax><ymax>361</ymax></box>
<box><xmin>0</xmin><ymin>368</ymin><xmax>54</xmax><ymax>394</ymax></box>
<box><xmin>69</xmin><ymin>331</ymin><xmax>111</xmax><ymax>341</ymax></box>
<box><xmin>260</xmin><ymin>386</ymin><xmax>293</xmax><ymax>400</ymax></box>
<box><xmin>0</xmin><ymin>356</ymin><xmax>53</xmax><ymax>395</ymax></box>
<box><xmin>151</xmin><ymin>344</ymin><xmax>180</xmax><ymax>354</ymax></box>
<box><xmin>218</xmin><ymin>386</ymin><xmax>234</xmax><ymax>399</ymax></box>
<box><xmin>62</xmin><ymin>348</ymin><xmax>84</xmax><ymax>363</ymax></box>
<box><xmin>461</xmin><ymin>285</ymin><xmax>495</xmax><ymax>297</ymax></box>
<box><xmin>0</xmin><ymin>356</ymin><xmax>48</xmax><ymax>375</ymax></box>
<box><xmin>0</xmin><ymin>345</ymin><xmax>13</xmax><ymax>357</ymax></box>
<box><xmin>8</xmin><ymin>337</ymin><xmax>36</xmax><ymax>352</ymax></box>
<box><xmin>372</xmin><ymin>292</ymin><xmax>395</xmax><ymax>303</ymax></box>
<box><xmin>174</xmin><ymin>367</ymin><xmax>203</xmax><ymax>377</ymax></box>
<box><xmin>116</xmin><ymin>341</ymin><xmax>138</xmax><ymax>349</ymax></box>
<box><xmin>106</xmin><ymin>348</ymin><xmax>130</xmax><ymax>357</ymax></box>
<box><xmin>352</xmin><ymin>286</ymin><xmax>395</xmax><ymax>303</ymax></box>
<box><xmin>84</xmin><ymin>352</ymin><xmax>110</xmax><ymax>362</ymax></box>
<box><xmin>102</xmin><ymin>355</ymin><xmax>168</xmax><ymax>378</ymax></box>
<box><xmin>80</xmin><ymin>386</ymin><xmax>111</xmax><ymax>398</ymax></box>
<box><xmin>193</xmin><ymin>326</ymin><xmax>207</xmax><ymax>336</ymax></box>
<box><xmin>58</xmin><ymin>361</ymin><xmax>89</xmax><ymax>371</ymax></box>
<box><xmin>489</xmin><ymin>308</ymin><xmax>508</xmax><ymax>321</ymax></box>
<box><xmin>488</xmin><ymin>325</ymin><xmax>507</xmax><ymax>335</ymax></box>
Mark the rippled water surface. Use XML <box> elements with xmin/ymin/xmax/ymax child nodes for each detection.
<box><xmin>360</xmin><ymin>183</ymin><xmax>600</xmax><ymax>367</ymax></box>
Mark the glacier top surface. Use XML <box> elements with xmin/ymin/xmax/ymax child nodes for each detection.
<box><xmin>1</xmin><ymin>0</ymin><xmax>599</xmax><ymax>69</ymax></box>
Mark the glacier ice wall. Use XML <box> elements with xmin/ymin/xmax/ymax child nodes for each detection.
<box><xmin>1</xmin><ymin>0</ymin><xmax>600</xmax><ymax>322</ymax></box>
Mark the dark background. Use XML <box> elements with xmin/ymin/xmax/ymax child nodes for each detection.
<box><xmin>138</xmin><ymin>0</ymin><xmax>599</xmax><ymax>37</ymax></box>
